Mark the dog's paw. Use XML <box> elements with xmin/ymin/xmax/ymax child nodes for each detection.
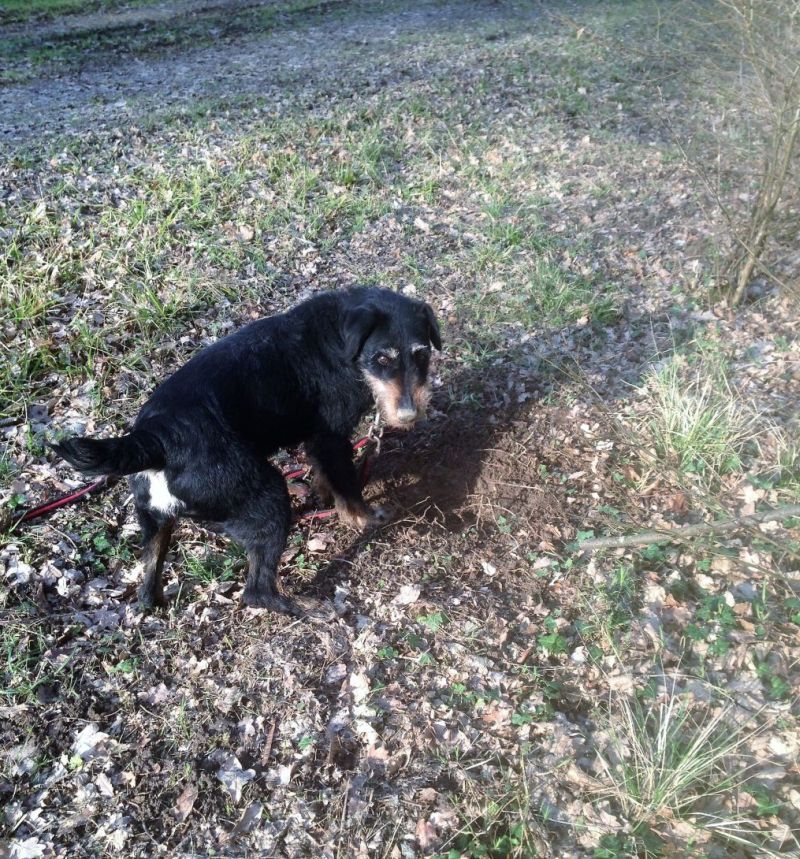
<box><xmin>137</xmin><ymin>586</ymin><xmax>167</xmax><ymax>609</ymax></box>
<box><xmin>242</xmin><ymin>589</ymin><xmax>302</xmax><ymax>615</ymax></box>
<box><xmin>334</xmin><ymin>496</ymin><xmax>391</xmax><ymax>529</ymax></box>
<box><xmin>335</xmin><ymin>501</ymin><xmax>371</xmax><ymax>529</ymax></box>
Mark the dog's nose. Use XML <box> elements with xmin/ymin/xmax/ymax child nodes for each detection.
<box><xmin>395</xmin><ymin>407</ymin><xmax>418</xmax><ymax>424</ymax></box>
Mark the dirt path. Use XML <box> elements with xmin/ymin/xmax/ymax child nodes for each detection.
<box><xmin>0</xmin><ymin>0</ymin><xmax>528</xmax><ymax>148</ymax></box>
<box><xmin>1</xmin><ymin>0</ymin><xmax>245</xmax><ymax>38</ymax></box>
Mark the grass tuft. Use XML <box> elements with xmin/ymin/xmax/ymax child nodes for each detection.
<box><xmin>435</xmin><ymin>758</ymin><xmax>547</xmax><ymax>859</ymax></box>
<box><xmin>641</xmin><ymin>359</ymin><xmax>758</xmax><ymax>479</ymax></box>
<box><xmin>596</xmin><ymin>676</ymin><xmax>782</xmax><ymax>856</ymax></box>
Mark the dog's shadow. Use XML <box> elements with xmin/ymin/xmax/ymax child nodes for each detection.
<box><xmin>300</xmin><ymin>356</ymin><xmax>540</xmax><ymax>600</ymax></box>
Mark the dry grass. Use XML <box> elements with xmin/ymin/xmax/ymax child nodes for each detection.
<box><xmin>595</xmin><ymin>675</ymin><xmax>788</xmax><ymax>856</ymax></box>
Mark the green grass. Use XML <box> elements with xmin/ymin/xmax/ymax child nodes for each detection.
<box><xmin>0</xmin><ymin>3</ymin><xmax>680</xmax><ymax>421</ymax></box>
<box><xmin>577</xmin><ymin>562</ymin><xmax>643</xmax><ymax>658</ymax></box>
<box><xmin>488</xmin><ymin>257</ymin><xmax>619</xmax><ymax>330</ymax></box>
<box><xmin>0</xmin><ymin>621</ymin><xmax>70</xmax><ymax>704</ymax></box>
<box><xmin>0</xmin><ymin>111</ymin><xmax>401</xmax><ymax>417</ymax></box>
<box><xmin>449</xmin><ymin>189</ymin><xmax>621</xmax><ymax>332</ymax></box>
<box><xmin>0</xmin><ymin>82</ymin><xmax>482</xmax><ymax>418</ymax></box>
<box><xmin>641</xmin><ymin>358</ymin><xmax>758</xmax><ymax>480</ymax></box>
<box><xmin>761</xmin><ymin>427</ymin><xmax>800</xmax><ymax>498</ymax></box>
<box><xmin>435</xmin><ymin>758</ymin><xmax>546</xmax><ymax>859</ymax></box>
<box><xmin>2</xmin><ymin>3</ymin><xmax>799</xmax><ymax>857</ymax></box>
<box><xmin>1</xmin><ymin>0</ymin><xmax>351</xmax><ymax>81</ymax></box>
<box><xmin>180</xmin><ymin>545</ymin><xmax>243</xmax><ymax>585</ymax></box>
<box><xmin>596</xmin><ymin>677</ymin><xmax>779</xmax><ymax>857</ymax></box>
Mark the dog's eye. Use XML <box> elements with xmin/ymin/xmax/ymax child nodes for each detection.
<box><xmin>376</xmin><ymin>354</ymin><xmax>393</xmax><ymax>367</ymax></box>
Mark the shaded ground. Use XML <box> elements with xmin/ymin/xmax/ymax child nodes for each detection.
<box><xmin>2</xmin><ymin>1</ymin><xmax>800</xmax><ymax>857</ymax></box>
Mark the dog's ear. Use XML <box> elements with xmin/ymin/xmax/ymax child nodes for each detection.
<box><xmin>342</xmin><ymin>305</ymin><xmax>381</xmax><ymax>360</ymax></box>
<box><xmin>423</xmin><ymin>302</ymin><xmax>442</xmax><ymax>351</ymax></box>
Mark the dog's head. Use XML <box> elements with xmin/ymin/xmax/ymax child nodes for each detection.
<box><xmin>342</xmin><ymin>289</ymin><xmax>442</xmax><ymax>429</ymax></box>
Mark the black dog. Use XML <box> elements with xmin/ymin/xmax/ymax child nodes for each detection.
<box><xmin>53</xmin><ymin>287</ymin><xmax>441</xmax><ymax>613</ymax></box>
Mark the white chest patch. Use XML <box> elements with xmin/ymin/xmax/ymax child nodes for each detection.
<box><xmin>144</xmin><ymin>470</ymin><xmax>184</xmax><ymax>516</ymax></box>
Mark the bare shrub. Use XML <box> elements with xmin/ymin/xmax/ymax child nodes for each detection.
<box><xmin>716</xmin><ymin>0</ymin><xmax>800</xmax><ymax>305</ymax></box>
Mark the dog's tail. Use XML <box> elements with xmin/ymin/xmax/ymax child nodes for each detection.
<box><xmin>52</xmin><ymin>429</ymin><xmax>165</xmax><ymax>477</ymax></box>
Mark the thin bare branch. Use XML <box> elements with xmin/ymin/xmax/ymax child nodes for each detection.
<box><xmin>580</xmin><ymin>504</ymin><xmax>800</xmax><ymax>552</ymax></box>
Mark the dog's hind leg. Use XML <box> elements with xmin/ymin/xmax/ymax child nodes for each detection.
<box><xmin>222</xmin><ymin>463</ymin><xmax>296</xmax><ymax>613</ymax></box>
<box><xmin>136</xmin><ymin>508</ymin><xmax>175</xmax><ymax>608</ymax></box>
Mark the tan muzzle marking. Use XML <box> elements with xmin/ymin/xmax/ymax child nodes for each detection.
<box><xmin>363</xmin><ymin>374</ymin><xmax>430</xmax><ymax>428</ymax></box>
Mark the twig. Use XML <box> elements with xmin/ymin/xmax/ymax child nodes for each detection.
<box><xmin>580</xmin><ymin>504</ymin><xmax>800</xmax><ymax>552</ymax></box>
<box><xmin>335</xmin><ymin>779</ymin><xmax>350</xmax><ymax>859</ymax></box>
<box><xmin>260</xmin><ymin>719</ymin><xmax>277</xmax><ymax>766</ymax></box>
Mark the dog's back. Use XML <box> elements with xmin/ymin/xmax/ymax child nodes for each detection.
<box><xmin>55</xmin><ymin>293</ymin><xmax>361</xmax><ymax>475</ymax></box>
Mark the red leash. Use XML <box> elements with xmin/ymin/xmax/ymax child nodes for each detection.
<box><xmin>15</xmin><ymin>476</ymin><xmax>112</xmax><ymax>525</ymax></box>
<box><xmin>15</xmin><ymin>434</ymin><xmax>380</xmax><ymax>527</ymax></box>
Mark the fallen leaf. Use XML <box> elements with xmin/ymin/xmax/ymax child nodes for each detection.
<box><xmin>348</xmin><ymin>672</ymin><xmax>370</xmax><ymax>704</ymax></box>
<box><xmin>325</xmin><ymin>663</ymin><xmax>347</xmax><ymax>685</ymax></box>
<box><xmin>219</xmin><ymin>802</ymin><xmax>263</xmax><ymax>845</ymax></box>
<box><xmin>95</xmin><ymin>772</ymin><xmax>114</xmax><ymax>797</ymax></box>
<box><xmin>7</xmin><ymin>837</ymin><xmax>45</xmax><ymax>859</ymax></box>
<box><xmin>72</xmin><ymin>724</ymin><xmax>111</xmax><ymax>760</ymax></box>
<box><xmin>174</xmin><ymin>784</ymin><xmax>198</xmax><ymax>822</ymax></box>
<box><xmin>481</xmin><ymin>703</ymin><xmax>510</xmax><ymax>727</ymax></box>
<box><xmin>216</xmin><ymin>755</ymin><xmax>255</xmax><ymax>803</ymax></box>
<box><xmin>667</xmin><ymin>491</ymin><xmax>688</xmax><ymax>514</ymax></box>
<box><xmin>393</xmin><ymin>584</ymin><xmax>420</xmax><ymax>605</ymax></box>
<box><xmin>415</xmin><ymin>817</ymin><xmax>438</xmax><ymax>851</ymax></box>
<box><xmin>365</xmin><ymin>744</ymin><xmax>389</xmax><ymax>772</ymax></box>
<box><xmin>307</xmin><ymin>535</ymin><xmax>328</xmax><ymax>553</ymax></box>
<box><xmin>480</xmin><ymin>560</ymin><xmax>498</xmax><ymax>577</ymax></box>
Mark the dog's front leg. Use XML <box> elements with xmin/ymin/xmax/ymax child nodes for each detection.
<box><xmin>307</xmin><ymin>433</ymin><xmax>383</xmax><ymax>529</ymax></box>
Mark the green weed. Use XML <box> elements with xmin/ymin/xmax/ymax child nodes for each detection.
<box><xmin>434</xmin><ymin>759</ymin><xmax>545</xmax><ymax>859</ymax></box>
<box><xmin>417</xmin><ymin>611</ymin><xmax>447</xmax><ymax>634</ymax></box>
<box><xmin>537</xmin><ymin>615</ymin><xmax>569</xmax><ymax>656</ymax></box>
<box><xmin>1</xmin><ymin>623</ymin><xmax>71</xmax><ymax>704</ymax></box>
<box><xmin>181</xmin><ymin>546</ymin><xmax>242</xmax><ymax>585</ymax></box>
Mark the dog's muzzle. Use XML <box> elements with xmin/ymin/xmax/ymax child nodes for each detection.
<box><xmin>364</xmin><ymin>374</ymin><xmax>430</xmax><ymax>429</ymax></box>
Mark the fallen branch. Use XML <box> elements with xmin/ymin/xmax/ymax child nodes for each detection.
<box><xmin>580</xmin><ymin>504</ymin><xmax>800</xmax><ymax>552</ymax></box>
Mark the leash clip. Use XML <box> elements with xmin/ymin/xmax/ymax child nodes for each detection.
<box><xmin>367</xmin><ymin>411</ymin><xmax>383</xmax><ymax>455</ymax></box>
